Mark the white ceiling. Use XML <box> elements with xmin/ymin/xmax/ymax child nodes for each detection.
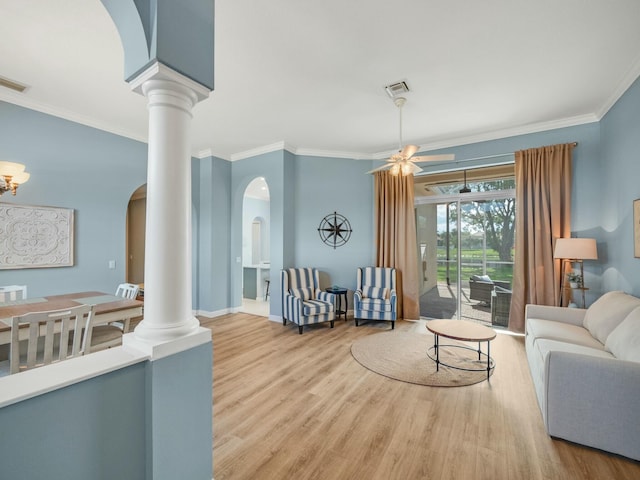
<box><xmin>2</xmin><ymin>1</ymin><xmax>640</xmax><ymax>161</ymax></box>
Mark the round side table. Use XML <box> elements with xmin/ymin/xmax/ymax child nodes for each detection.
<box><xmin>325</xmin><ymin>286</ymin><xmax>348</xmax><ymax>320</ymax></box>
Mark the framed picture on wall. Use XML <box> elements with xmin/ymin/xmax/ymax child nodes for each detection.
<box><xmin>0</xmin><ymin>203</ymin><xmax>74</xmax><ymax>269</ymax></box>
<box><xmin>635</xmin><ymin>199</ymin><xmax>640</xmax><ymax>258</ymax></box>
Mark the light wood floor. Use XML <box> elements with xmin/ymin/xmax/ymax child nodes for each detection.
<box><xmin>205</xmin><ymin>313</ymin><xmax>640</xmax><ymax>480</ymax></box>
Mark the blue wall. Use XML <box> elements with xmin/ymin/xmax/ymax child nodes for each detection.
<box><xmin>0</xmin><ymin>101</ymin><xmax>147</xmax><ymax>298</ymax></box>
<box><xmin>294</xmin><ymin>155</ymin><xmax>374</xmax><ymax>293</ymax></box>
<box><xmin>0</xmin><ymin>363</ymin><xmax>147</xmax><ymax>479</ymax></box>
<box><xmin>600</xmin><ymin>75</ymin><xmax>640</xmax><ymax>295</ymax></box>
<box><xmin>0</xmin><ymin>343</ymin><xmax>213</xmax><ymax>480</ymax></box>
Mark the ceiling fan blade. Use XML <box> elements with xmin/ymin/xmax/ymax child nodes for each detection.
<box><xmin>412</xmin><ymin>153</ymin><xmax>456</xmax><ymax>163</ymax></box>
<box><xmin>400</xmin><ymin>144</ymin><xmax>419</xmax><ymax>159</ymax></box>
<box><xmin>366</xmin><ymin>163</ymin><xmax>393</xmax><ymax>174</ymax></box>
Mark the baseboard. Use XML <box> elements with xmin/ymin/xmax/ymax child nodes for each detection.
<box><xmin>195</xmin><ymin>308</ymin><xmax>232</xmax><ymax>318</ymax></box>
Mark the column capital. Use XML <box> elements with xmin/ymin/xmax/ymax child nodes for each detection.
<box><xmin>129</xmin><ymin>61</ymin><xmax>211</xmax><ymax>103</ymax></box>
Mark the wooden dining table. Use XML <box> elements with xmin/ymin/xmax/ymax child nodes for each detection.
<box><xmin>0</xmin><ymin>291</ymin><xmax>144</xmax><ymax>346</ymax></box>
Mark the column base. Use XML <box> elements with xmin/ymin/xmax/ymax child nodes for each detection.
<box><xmin>124</xmin><ymin>323</ymin><xmax>210</xmax><ymax>361</ymax></box>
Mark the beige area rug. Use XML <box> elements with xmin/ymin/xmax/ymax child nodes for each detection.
<box><xmin>350</xmin><ymin>328</ymin><xmax>494</xmax><ymax>387</ymax></box>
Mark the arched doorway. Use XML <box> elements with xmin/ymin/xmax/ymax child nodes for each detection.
<box><xmin>241</xmin><ymin>177</ymin><xmax>270</xmax><ymax>316</ymax></box>
<box><xmin>126</xmin><ymin>184</ymin><xmax>146</xmax><ymax>286</ymax></box>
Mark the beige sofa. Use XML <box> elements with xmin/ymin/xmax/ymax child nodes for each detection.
<box><xmin>525</xmin><ymin>291</ymin><xmax>640</xmax><ymax>460</ymax></box>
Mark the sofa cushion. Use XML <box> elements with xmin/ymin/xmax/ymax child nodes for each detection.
<box><xmin>291</xmin><ymin>287</ymin><xmax>314</xmax><ymax>301</ymax></box>
<box><xmin>535</xmin><ymin>338</ymin><xmax>615</xmax><ymax>365</ymax></box>
<box><xmin>526</xmin><ymin>318</ymin><xmax>605</xmax><ymax>350</ymax></box>
<box><xmin>362</xmin><ymin>285</ymin><xmax>388</xmax><ymax>299</ymax></box>
<box><xmin>605</xmin><ymin>306</ymin><xmax>640</xmax><ymax>362</ymax></box>
<box><xmin>583</xmin><ymin>291</ymin><xmax>640</xmax><ymax>344</ymax></box>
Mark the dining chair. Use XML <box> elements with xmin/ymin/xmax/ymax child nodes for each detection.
<box><xmin>0</xmin><ymin>285</ymin><xmax>28</xmax><ymax>303</ymax></box>
<box><xmin>88</xmin><ymin>283</ymin><xmax>141</xmax><ymax>352</ymax></box>
<box><xmin>3</xmin><ymin>304</ymin><xmax>94</xmax><ymax>375</ymax></box>
<box><xmin>115</xmin><ymin>282</ymin><xmax>140</xmax><ymax>299</ymax></box>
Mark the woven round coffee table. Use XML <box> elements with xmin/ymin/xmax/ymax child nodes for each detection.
<box><xmin>426</xmin><ymin>319</ymin><xmax>497</xmax><ymax>379</ymax></box>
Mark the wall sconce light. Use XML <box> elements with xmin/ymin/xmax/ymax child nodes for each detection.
<box><xmin>0</xmin><ymin>161</ymin><xmax>30</xmax><ymax>196</ymax></box>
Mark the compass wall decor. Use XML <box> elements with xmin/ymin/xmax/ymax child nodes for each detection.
<box><xmin>318</xmin><ymin>211</ymin><xmax>352</xmax><ymax>249</ymax></box>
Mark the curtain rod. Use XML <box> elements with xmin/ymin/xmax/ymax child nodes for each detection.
<box><xmin>451</xmin><ymin>142</ymin><xmax>578</xmax><ymax>164</ymax></box>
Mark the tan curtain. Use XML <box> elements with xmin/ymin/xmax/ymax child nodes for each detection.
<box><xmin>374</xmin><ymin>170</ymin><xmax>420</xmax><ymax>320</ymax></box>
<box><xmin>509</xmin><ymin>143</ymin><xmax>573</xmax><ymax>332</ymax></box>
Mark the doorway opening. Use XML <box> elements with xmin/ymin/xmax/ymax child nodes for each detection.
<box><xmin>126</xmin><ymin>184</ymin><xmax>146</xmax><ymax>292</ymax></box>
<box><xmin>241</xmin><ymin>177</ymin><xmax>270</xmax><ymax>317</ymax></box>
<box><xmin>415</xmin><ymin>165</ymin><xmax>515</xmax><ymax>326</ymax></box>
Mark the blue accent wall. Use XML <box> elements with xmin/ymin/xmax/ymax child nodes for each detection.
<box><xmin>0</xmin><ymin>101</ymin><xmax>147</xmax><ymax>298</ymax></box>
<box><xmin>600</xmin><ymin>75</ymin><xmax>640</xmax><ymax>295</ymax></box>
<box><xmin>294</xmin><ymin>155</ymin><xmax>374</xmax><ymax>291</ymax></box>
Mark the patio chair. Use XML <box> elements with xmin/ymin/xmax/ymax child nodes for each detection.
<box><xmin>491</xmin><ymin>285</ymin><xmax>512</xmax><ymax>327</ymax></box>
<box><xmin>469</xmin><ymin>275</ymin><xmax>510</xmax><ymax>305</ymax></box>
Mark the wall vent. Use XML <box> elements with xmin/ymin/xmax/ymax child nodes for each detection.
<box><xmin>0</xmin><ymin>75</ymin><xmax>28</xmax><ymax>93</ymax></box>
<box><xmin>384</xmin><ymin>81</ymin><xmax>410</xmax><ymax>98</ymax></box>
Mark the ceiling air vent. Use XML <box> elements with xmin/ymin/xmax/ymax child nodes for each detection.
<box><xmin>0</xmin><ymin>75</ymin><xmax>28</xmax><ymax>93</ymax></box>
<box><xmin>384</xmin><ymin>80</ymin><xmax>410</xmax><ymax>98</ymax></box>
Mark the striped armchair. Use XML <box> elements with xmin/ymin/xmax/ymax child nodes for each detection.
<box><xmin>281</xmin><ymin>268</ymin><xmax>336</xmax><ymax>334</ymax></box>
<box><xmin>354</xmin><ymin>267</ymin><xmax>397</xmax><ymax>329</ymax></box>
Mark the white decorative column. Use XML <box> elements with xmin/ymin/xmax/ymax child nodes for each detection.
<box><xmin>129</xmin><ymin>63</ymin><xmax>210</xmax><ymax>344</ymax></box>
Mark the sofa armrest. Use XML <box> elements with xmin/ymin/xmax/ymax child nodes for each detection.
<box><xmin>545</xmin><ymin>351</ymin><xmax>640</xmax><ymax>460</ymax></box>
<box><xmin>525</xmin><ymin>304</ymin><xmax>586</xmax><ymax>326</ymax></box>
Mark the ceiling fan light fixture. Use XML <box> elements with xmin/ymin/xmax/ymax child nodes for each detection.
<box><xmin>401</xmin><ymin>162</ymin><xmax>413</xmax><ymax>176</ymax></box>
<box><xmin>389</xmin><ymin>163</ymin><xmax>401</xmax><ymax>175</ymax></box>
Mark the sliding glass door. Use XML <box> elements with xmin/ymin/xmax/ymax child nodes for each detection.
<box><xmin>415</xmin><ymin>170</ymin><xmax>515</xmax><ymax>325</ymax></box>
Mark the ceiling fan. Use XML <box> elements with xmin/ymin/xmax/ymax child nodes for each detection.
<box><xmin>367</xmin><ymin>96</ymin><xmax>455</xmax><ymax>176</ymax></box>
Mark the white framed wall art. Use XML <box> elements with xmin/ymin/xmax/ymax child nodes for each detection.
<box><xmin>0</xmin><ymin>203</ymin><xmax>74</xmax><ymax>269</ymax></box>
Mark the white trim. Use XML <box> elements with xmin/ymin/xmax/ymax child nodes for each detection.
<box><xmin>411</xmin><ymin>114</ymin><xmax>599</xmax><ymax>153</ymax></box>
<box><xmin>0</xmin><ymin>90</ymin><xmax>148</xmax><ymax>145</ymax></box>
<box><xmin>129</xmin><ymin>62</ymin><xmax>211</xmax><ymax>103</ymax></box>
<box><xmin>596</xmin><ymin>55</ymin><xmax>640</xmax><ymax>119</ymax></box>
<box><xmin>196</xmin><ymin>308</ymin><xmax>232</xmax><ymax>318</ymax></box>
<box><xmin>122</xmin><ymin>327</ymin><xmax>212</xmax><ymax>361</ymax></box>
<box><xmin>202</xmin><ymin>113</ymin><xmax>601</xmax><ymax>163</ymax></box>
<box><xmin>294</xmin><ymin>148</ymin><xmax>374</xmax><ymax>160</ymax></box>
<box><xmin>229</xmin><ymin>141</ymin><xmax>295</xmax><ymax>161</ymax></box>
<box><xmin>0</xmin><ymin>346</ymin><xmax>149</xmax><ymax>408</ymax></box>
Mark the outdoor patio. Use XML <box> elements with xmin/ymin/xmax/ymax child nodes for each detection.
<box><xmin>419</xmin><ymin>282</ymin><xmax>502</xmax><ymax>326</ymax></box>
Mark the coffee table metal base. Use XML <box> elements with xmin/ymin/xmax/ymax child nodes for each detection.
<box><xmin>426</xmin><ymin>334</ymin><xmax>495</xmax><ymax>379</ymax></box>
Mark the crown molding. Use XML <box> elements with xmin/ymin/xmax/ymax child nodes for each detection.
<box><xmin>595</xmin><ymin>54</ymin><xmax>640</xmax><ymax>120</ymax></box>
<box><xmin>293</xmin><ymin>148</ymin><xmax>374</xmax><ymax>160</ymax></box>
<box><xmin>411</xmin><ymin>114</ymin><xmax>599</xmax><ymax>153</ymax></box>
<box><xmin>229</xmin><ymin>141</ymin><xmax>297</xmax><ymax>161</ymax></box>
<box><xmin>0</xmin><ymin>90</ymin><xmax>148</xmax><ymax>145</ymax></box>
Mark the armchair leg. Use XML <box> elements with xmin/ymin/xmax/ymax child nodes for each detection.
<box><xmin>330</xmin><ymin>320</ymin><xmax>334</xmax><ymax>328</ymax></box>
<box><xmin>391</xmin><ymin>321</ymin><xmax>395</xmax><ymax>330</ymax></box>
<box><xmin>283</xmin><ymin>318</ymin><xmax>287</xmax><ymax>326</ymax></box>
<box><xmin>355</xmin><ymin>319</ymin><xmax>359</xmax><ymax>326</ymax></box>
<box><xmin>298</xmin><ymin>325</ymin><xmax>303</xmax><ymax>334</ymax></box>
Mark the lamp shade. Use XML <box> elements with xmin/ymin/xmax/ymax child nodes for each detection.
<box><xmin>554</xmin><ymin>238</ymin><xmax>598</xmax><ymax>260</ymax></box>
